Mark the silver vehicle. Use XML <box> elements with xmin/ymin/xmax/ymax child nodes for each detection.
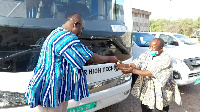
<box><xmin>149</xmin><ymin>32</ymin><xmax>200</xmax><ymax>86</ymax></box>
<box><xmin>131</xmin><ymin>31</ymin><xmax>200</xmax><ymax>86</ymax></box>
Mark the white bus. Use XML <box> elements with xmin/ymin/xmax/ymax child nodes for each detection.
<box><xmin>0</xmin><ymin>0</ymin><xmax>133</xmax><ymax>111</ymax></box>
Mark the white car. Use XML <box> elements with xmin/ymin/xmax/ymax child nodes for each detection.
<box><xmin>131</xmin><ymin>32</ymin><xmax>200</xmax><ymax>86</ymax></box>
<box><xmin>149</xmin><ymin>32</ymin><xmax>197</xmax><ymax>46</ymax></box>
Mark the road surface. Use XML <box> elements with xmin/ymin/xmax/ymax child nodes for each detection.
<box><xmin>97</xmin><ymin>83</ymin><xmax>200</xmax><ymax>112</ymax></box>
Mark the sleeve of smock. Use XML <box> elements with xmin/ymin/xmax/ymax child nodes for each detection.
<box><xmin>64</xmin><ymin>43</ymin><xmax>93</xmax><ymax>69</ymax></box>
<box><xmin>56</xmin><ymin>36</ymin><xmax>93</xmax><ymax>69</ymax></box>
<box><xmin>148</xmin><ymin>54</ymin><xmax>172</xmax><ymax>86</ymax></box>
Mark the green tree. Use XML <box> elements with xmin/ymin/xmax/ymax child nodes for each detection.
<box><xmin>150</xmin><ymin>18</ymin><xmax>198</xmax><ymax>37</ymax></box>
<box><xmin>149</xmin><ymin>19</ymin><xmax>170</xmax><ymax>32</ymax></box>
<box><xmin>197</xmin><ymin>17</ymin><xmax>200</xmax><ymax>28</ymax></box>
<box><xmin>164</xmin><ymin>20</ymin><xmax>180</xmax><ymax>33</ymax></box>
<box><xmin>178</xmin><ymin>18</ymin><xmax>197</xmax><ymax>36</ymax></box>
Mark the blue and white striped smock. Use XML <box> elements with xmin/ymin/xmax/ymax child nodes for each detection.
<box><xmin>25</xmin><ymin>27</ymin><xmax>93</xmax><ymax>108</ymax></box>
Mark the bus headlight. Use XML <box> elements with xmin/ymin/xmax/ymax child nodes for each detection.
<box><xmin>116</xmin><ymin>73</ymin><xmax>132</xmax><ymax>86</ymax></box>
<box><xmin>0</xmin><ymin>91</ymin><xmax>26</xmax><ymax>108</ymax></box>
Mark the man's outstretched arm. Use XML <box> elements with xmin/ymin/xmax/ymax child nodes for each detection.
<box><xmin>87</xmin><ymin>53</ymin><xmax>118</xmax><ymax>64</ymax></box>
<box><xmin>117</xmin><ymin>60</ymin><xmax>137</xmax><ymax>70</ymax></box>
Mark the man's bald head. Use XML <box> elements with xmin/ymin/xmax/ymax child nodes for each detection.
<box><xmin>151</xmin><ymin>38</ymin><xmax>164</xmax><ymax>48</ymax></box>
<box><xmin>62</xmin><ymin>13</ymin><xmax>85</xmax><ymax>37</ymax></box>
<box><xmin>65</xmin><ymin>13</ymin><xmax>84</xmax><ymax>24</ymax></box>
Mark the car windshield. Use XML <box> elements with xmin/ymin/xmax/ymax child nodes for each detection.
<box><xmin>0</xmin><ymin>0</ymin><xmax>124</xmax><ymax>22</ymax></box>
<box><xmin>133</xmin><ymin>32</ymin><xmax>155</xmax><ymax>47</ymax></box>
<box><xmin>174</xmin><ymin>34</ymin><xmax>196</xmax><ymax>45</ymax></box>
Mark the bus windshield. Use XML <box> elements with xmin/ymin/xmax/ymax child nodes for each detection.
<box><xmin>0</xmin><ymin>0</ymin><xmax>124</xmax><ymax>23</ymax></box>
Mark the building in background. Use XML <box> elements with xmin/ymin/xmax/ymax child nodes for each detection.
<box><xmin>132</xmin><ymin>8</ymin><xmax>151</xmax><ymax>32</ymax></box>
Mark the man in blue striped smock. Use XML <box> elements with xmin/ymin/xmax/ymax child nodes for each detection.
<box><xmin>25</xmin><ymin>13</ymin><xmax>118</xmax><ymax>112</ymax></box>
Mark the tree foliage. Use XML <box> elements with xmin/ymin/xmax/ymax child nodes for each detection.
<box><xmin>197</xmin><ymin>17</ymin><xmax>200</xmax><ymax>29</ymax></box>
<box><xmin>149</xmin><ymin>17</ymin><xmax>200</xmax><ymax>37</ymax></box>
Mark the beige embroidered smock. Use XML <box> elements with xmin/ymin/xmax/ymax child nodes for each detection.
<box><xmin>131</xmin><ymin>51</ymin><xmax>182</xmax><ymax>110</ymax></box>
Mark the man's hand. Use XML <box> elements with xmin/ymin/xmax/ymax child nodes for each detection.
<box><xmin>108</xmin><ymin>56</ymin><xmax>118</xmax><ymax>63</ymax></box>
<box><xmin>121</xmin><ymin>67</ymin><xmax>134</xmax><ymax>74</ymax></box>
<box><xmin>121</xmin><ymin>65</ymin><xmax>137</xmax><ymax>74</ymax></box>
<box><xmin>117</xmin><ymin>61</ymin><xmax>137</xmax><ymax>74</ymax></box>
<box><xmin>117</xmin><ymin>60</ymin><xmax>126</xmax><ymax>70</ymax></box>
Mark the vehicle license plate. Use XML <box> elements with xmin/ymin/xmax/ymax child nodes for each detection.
<box><xmin>67</xmin><ymin>101</ymin><xmax>97</xmax><ymax>112</ymax></box>
<box><xmin>194</xmin><ymin>78</ymin><xmax>200</xmax><ymax>85</ymax></box>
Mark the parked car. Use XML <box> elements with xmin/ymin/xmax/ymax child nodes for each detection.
<box><xmin>149</xmin><ymin>32</ymin><xmax>197</xmax><ymax>46</ymax></box>
<box><xmin>131</xmin><ymin>32</ymin><xmax>200</xmax><ymax>86</ymax></box>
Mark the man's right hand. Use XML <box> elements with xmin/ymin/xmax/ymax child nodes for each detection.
<box><xmin>108</xmin><ymin>56</ymin><xmax>118</xmax><ymax>63</ymax></box>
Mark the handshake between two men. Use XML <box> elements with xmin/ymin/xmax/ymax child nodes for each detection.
<box><xmin>117</xmin><ymin>60</ymin><xmax>136</xmax><ymax>74</ymax></box>
<box><xmin>116</xmin><ymin>60</ymin><xmax>153</xmax><ymax>77</ymax></box>
<box><xmin>106</xmin><ymin>56</ymin><xmax>152</xmax><ymax>77</ymax></box>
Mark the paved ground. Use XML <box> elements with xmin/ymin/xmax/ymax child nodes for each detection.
<box><xmin>96</xmin><ymin>83</ymin><xmax>200</xmax><ymax>112</ymax></box>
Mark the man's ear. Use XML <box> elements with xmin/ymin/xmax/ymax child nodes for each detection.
<box><xmin>74</xmin><ymin>22</ymin><xmax>79</xmax><ymax>27</ymax></box>
<box><xmin>73</xmin><ymin>22</ymin><xmax>76</xmax><ymax>27</ymax></box>
<box><xmin>159</xmin><ymin>47</ymin><xmax>163</xmax><ymax>53</ymax></box>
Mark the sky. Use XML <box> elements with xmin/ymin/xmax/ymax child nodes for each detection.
<box><xmin>131</xmin><ymin>0</ymin><xmax>200</xmax><ymax>20</ymax></box>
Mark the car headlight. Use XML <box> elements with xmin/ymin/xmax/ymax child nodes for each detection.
<box><xmin>0</xmin><ymin>91</ymin><xmax>26</xmax><ymax>108</ymax></box>
<box><xmin>173</xmin><ymin>71</ymin><xmax>182</xmax><ymax>79</ymax></box>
